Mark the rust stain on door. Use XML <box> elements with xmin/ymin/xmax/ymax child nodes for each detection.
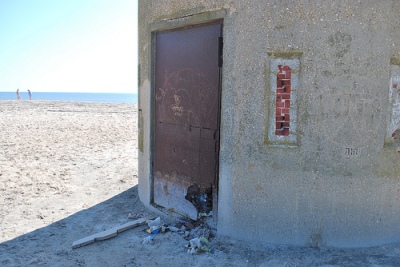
<box><xmin>154</xmin><ymin>22</ymin><xmax>222</xmax><ymax>220</ymax></box>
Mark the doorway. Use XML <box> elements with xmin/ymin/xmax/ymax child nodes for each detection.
<box><xmin>153</xmin><ymin>21</ymin><xmax>223</xmax><ymax>220</ymax></box>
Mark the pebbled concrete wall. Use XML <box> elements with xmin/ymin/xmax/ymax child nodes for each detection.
<box><xmin>138</xmin><ymin>0</ymin><xmax>400</xmax><ymax>247</ymax></box>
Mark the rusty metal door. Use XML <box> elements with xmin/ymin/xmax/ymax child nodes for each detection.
<box><xmin>154</xmin><ymin>22</ymin><xmax>222</xmax><ymax>220</ymax></box>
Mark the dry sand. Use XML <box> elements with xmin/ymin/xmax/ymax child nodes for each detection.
<box><xmin>0</xmin><ymin>100</ymin><xmax>399</xmax><ymax>267</ymax></box>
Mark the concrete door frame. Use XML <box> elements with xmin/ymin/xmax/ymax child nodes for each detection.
<box><xmin>147</xmin><ymin>9</ymin><xmax>227</xmax><ymax>222</ymax></box>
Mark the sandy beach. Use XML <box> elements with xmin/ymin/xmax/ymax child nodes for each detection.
<box><xmin>0</xmin><ymin>100</ymin><xmax>399</xmax><ymax>266</ymax></box>
<box><xmin>0</xmin><ymin>101</ymin><xmax>138</xmax><ymax>242</ymax></box>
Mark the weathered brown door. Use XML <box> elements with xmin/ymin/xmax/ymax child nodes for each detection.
<box><xmin>154</xmin><ymin>22</ymin><xmax>222</xmax><ymax>220</ymax></box>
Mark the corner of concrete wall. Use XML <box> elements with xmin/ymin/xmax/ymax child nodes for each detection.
<box><xmin>216</xmin><ymin>5</ymin><xmax>237</xmax><ymax>237</ymax></box>
<box><xmin>138</xmin><ymin>1</ymin><xmax>152</xmax><ymax>208</ymax></box>
<box><xmin>138</xmin><ymin>79</ymin><xmax>152</xmax><ymax>206</ymax></box>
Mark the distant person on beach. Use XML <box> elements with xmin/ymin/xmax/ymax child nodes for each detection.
<box><xmin>16</xmin><ymin>89</ymin><xmax>20</xmax><ymax>100</ymax></box>
<box><xmin>28</xmin><ymin>89</ymin><xmax>32</xmax><ymax>100</ymax></box>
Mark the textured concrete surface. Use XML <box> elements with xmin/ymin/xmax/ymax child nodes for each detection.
<box><xmin>138</xmin><ymin>0</ymin><xmax>400</xmax><ymax>247</ymax></box>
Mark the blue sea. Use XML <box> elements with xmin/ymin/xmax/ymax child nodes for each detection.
<box><xmin>0</xmin><ymin>92</ymin><xmax>137</xmax><ymax>104</ymax></box>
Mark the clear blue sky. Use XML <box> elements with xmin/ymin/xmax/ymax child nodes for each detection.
<box><xmin>0</xmin><ymin>0</ymin><xmax>138</xmax><ymax>93</ymax></box>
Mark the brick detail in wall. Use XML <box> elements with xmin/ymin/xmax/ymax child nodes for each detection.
<box><xmin>275</xmin><ymin>65</ymin><xmax>291</xmax><ymax>136</ymax></box>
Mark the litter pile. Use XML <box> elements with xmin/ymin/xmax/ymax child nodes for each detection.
<box><xmin>72</xmin><ymin>212</ymin><xmax>215</xmax><ymax>255</ymax></box>
<box><xmin>185</xmin><ymin>184</ymin><xmax>213</xmax><ymax>216</ymax></box>
<box><xmin>143</xmin><ymin>216</ymin><xmax>214</xmax><ymax>254</ymax></box>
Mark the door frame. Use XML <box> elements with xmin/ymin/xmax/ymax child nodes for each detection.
<box><xmin>150</xmin><ymin>11</ymin><xmax>225</xmax><ymax>220</ymax></box>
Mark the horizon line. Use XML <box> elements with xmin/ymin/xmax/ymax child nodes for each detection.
<box><xmin>0</xmin><ymin>91</ymin><xmax>138</xmax><ymax>94</ymax></box>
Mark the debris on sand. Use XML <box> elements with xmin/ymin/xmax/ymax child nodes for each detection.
<box><xmin>186</xmin><ymin>237</ymin><xmax>213</xmax><ymax>254</ymax></box>
<box><xmin>72</xmin><ymin>217</ymin><xmax>152</xmax><ymax>249</ymax></box>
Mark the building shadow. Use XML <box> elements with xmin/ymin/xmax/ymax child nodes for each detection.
<box><xmin>0</xmin><ymin>185</ymin><xmax>151</xmax><ymax>266</ymax></box>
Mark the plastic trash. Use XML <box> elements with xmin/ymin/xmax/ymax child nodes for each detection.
<box><xmin>146</xmin><ymin>226</ymin><xmax>161</xmax><ymax>234</ymax></box>
<box><xmin>186</xmin><ymin>237</ymin><xmax>213</xmax><ymax>254</ymax></box>
<box><xmin>147</xmin><ymin>217</ymin><xmax>161</xmax><ymax>227</ymax></box>
<box><xmin>198</xmin><ymin>210</ymin><xmax>213</xmax><ymax>218</ymax></box>
<box><xmin>199</xmin><ymin>195</ymin><xmax>206</xmax><ymax>203</ymax></box>
<box><xmin>151</xmin><ymin>227</ymin><xmax>160</xmax><ymax>234</ymax></box>
<box><xmin>142</xmin><ymin>236</ymin><xmax>154</xmax><ymax>244</ymax></box>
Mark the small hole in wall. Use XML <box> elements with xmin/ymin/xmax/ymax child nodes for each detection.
<box><xmin>185</xmin><ymin>183</ymin><xmax>212</xmax><ymax>214</ymax></box>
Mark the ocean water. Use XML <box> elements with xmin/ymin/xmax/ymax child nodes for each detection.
<box><xmin>0</xmin><ymin>92</ymin><xmax>137</xmax><ymax>104</ymax></box>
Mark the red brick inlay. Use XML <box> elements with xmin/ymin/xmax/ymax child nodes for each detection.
<box><xmin>275</xmin><ymin>65</ymin><xmax>291</xmax><ymax>136</ymax></box>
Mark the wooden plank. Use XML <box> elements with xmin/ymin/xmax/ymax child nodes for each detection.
<box><xmin>72</xmin><ymin>217</ymin><xmax>153</xmax><ymax>249</ymax></box>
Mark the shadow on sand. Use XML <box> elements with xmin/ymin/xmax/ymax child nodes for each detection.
<box><xmin>2</xmin><ymin>185</ymin><xmax>400</xmax><ymax>267</ymax></box>
<box><xmin>0</xmin><ymin>185</ymin><xmax>153</xmax><ymax>266</ymax></box>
